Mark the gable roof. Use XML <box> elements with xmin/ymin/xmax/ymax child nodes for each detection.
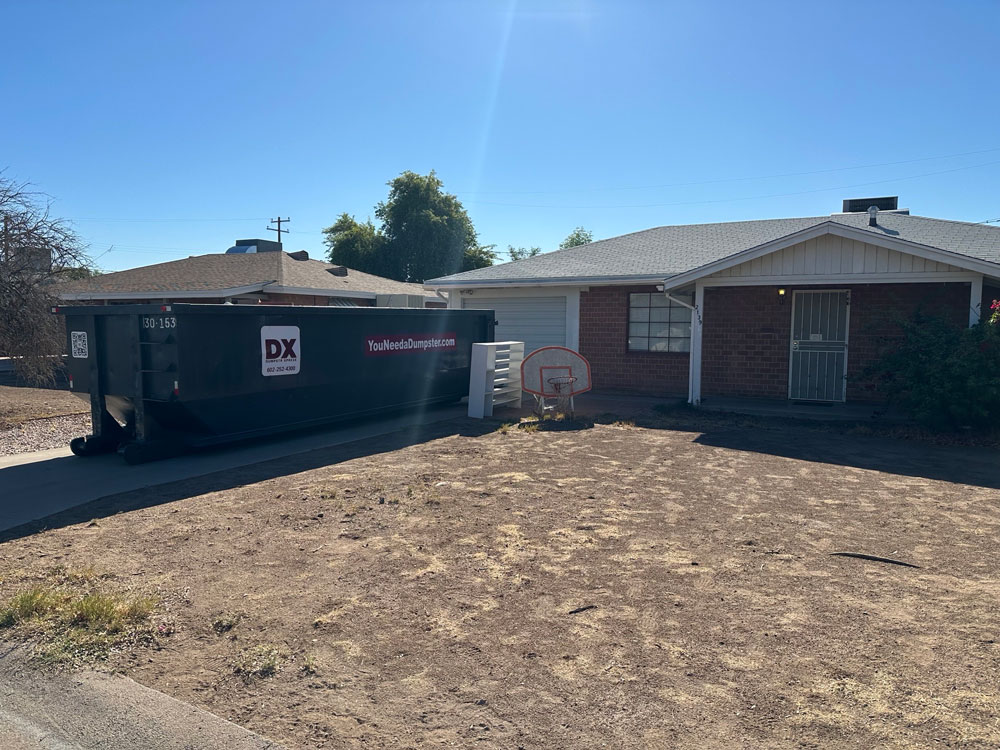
<box><xmin>58</xmin><ymin>252</ymin><xmax>430</xmax><ymax>300</ymax></box>
<box><xmin>425</xmin><ymin>212</ymin><xmax>1000</xmax><ymax>287</ymax></box>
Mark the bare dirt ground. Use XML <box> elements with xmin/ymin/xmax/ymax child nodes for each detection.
<box><xmin>1</xmin><ymin>409</ymin><xmax>999</xmax><ymax>749</ymax></box>
<box><xmin>0</xmin><ymin>385</ymin><xmax>85</xmax><ymax>430</ymax></box>
<box><xmin>0</xmin><ymin>385</ymin><xmax>88</xmax><ymax>455</ymax></box>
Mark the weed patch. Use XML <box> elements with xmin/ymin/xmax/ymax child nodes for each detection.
<box><xmin>0</xmin><ymin>574</ymin><xmax>158</xmax><ymax>662</ymax></box>
<box><xmin>234</xmin><ymin>643</ymin><xmax>288</xmax><ymax>679</ymax></box>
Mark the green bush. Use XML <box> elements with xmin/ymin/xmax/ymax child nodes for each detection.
<box><xmin>867</xmin><ymin>305</ymin><xmax>1000</xmax><ymax>430</ymax></box>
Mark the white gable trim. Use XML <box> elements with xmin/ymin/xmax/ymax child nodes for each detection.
<box><xmin>664</xmin><ymin>221</ymin><xmax>1000</xmax><ymax>291</ymax></box>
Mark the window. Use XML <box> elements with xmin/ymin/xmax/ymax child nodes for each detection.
<box><xmin>628</xmin><ymin>292</ymin><xmax>692</xmax><ymax>352</ymax></box>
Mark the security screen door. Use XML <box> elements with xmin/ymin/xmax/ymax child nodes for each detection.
<box><xmin>788</xmin><ymin>290</ymin><xmax>849</xmax><ymax>402</ymax></box>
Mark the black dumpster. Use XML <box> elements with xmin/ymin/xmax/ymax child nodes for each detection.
<box><xmin>55</xmin><ymin>303</ymin><xmax>494</xmax><ymax>463</ymax></box>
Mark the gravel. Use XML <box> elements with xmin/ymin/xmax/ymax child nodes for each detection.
<box><xmin>0</xmin><ymin>414</ymin><xmax>90</xmax><ymax>456</ymax></box>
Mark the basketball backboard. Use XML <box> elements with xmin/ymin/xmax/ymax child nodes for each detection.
<box><xmin>520</xmin><ymin>346</ymin><xmax>592</xmax><ymax>397</ymax></box>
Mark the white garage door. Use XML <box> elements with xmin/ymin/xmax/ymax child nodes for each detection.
<box><xmin>462</xmin><ymin>296</ymin><xmax>567</xmax><ymax>354</ymax></box>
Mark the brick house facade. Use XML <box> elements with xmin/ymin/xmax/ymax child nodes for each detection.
<box><xmin>579</xmin><ymin>285</ymin><xmax>689</xmax><ymax>395</ymax></box>
<box><xmin>430</xmin><ymin>206</ymin><xmax>1000</xmax><ymax>407</ymax></box>
<box><xmin>579</xmin><ymin>281</ymin><xmax>975</xmax><ymax>401</ymax></box>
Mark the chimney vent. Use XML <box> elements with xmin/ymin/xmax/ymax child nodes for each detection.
<box><xmin>868</xmin><ymin>206</ymin><xmax>878</xmax><ymax>227</ymax></box>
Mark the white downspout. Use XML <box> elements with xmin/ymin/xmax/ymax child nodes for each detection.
<box><xmin>661</xmin><ymin>282</ymin><xmax>704</xmax><ymax>406</ymax></box>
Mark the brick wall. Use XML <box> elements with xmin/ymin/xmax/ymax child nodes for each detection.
<box><xmin>579</xmin><ymin>285</ymin><xmax>689</xmax><ymax>395</ymax></box>
<box><xmin>701</xmin><ymin>282</ymin><xmax>970</xmax><ymax>402</ymax></box>
<box><xmin>701</xmin><ymin>285</ymin><xmax>790</xmax><ymax>399</ymax></box>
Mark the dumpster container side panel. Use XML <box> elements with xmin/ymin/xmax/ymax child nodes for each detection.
<box><xmin>55</xmin><ymin>304</ymin><xmax>494</xmax><ymax>453</ymax></box>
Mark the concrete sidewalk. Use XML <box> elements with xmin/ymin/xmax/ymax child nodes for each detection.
<box><xmin>0</xmin><ymin>647</ymin><xmax>281</xmax><ymax>749</ymax></box>
<box><xmin>0</xmin><ymin>404</ymin><xmax>464</xmax><ymax>534</ymax></box>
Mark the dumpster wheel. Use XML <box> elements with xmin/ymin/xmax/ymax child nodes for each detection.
<box><xmin>69</xmin><ymin>435</ymin><xmax>119</xmax><ymax>457</ymax></box>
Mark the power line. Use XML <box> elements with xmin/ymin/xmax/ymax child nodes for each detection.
<box><xmin>464</xmin><ymin>159</ymin><xmax>1000</xmax><ymax>211</ymax></box>
<box><xmin>71</xmin><ymin>216</ymin><xmax>270</xmax><ymax>223</ymax></box>
<box><xmin>453</xmin><ymin>145</ymin><xmax>1000</xmax><ymax>196</ymax></box>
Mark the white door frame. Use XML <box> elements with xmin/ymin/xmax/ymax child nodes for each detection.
<box><xmin>787</xmin><ymin>289</ymin><xmax>850</xmax><ymax>402</ymax></box>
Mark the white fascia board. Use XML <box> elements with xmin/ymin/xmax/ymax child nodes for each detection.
<box><xmin>663</xmin><ymin>222</ymin><xmax>1000</xmax><ymax>291</ymax></box>
<box><xmin>57</xmin><ymin>283</ymin><xmax>268</xmax><ymax>301</ymax></box>
<box><xmin>263</xmin><ymin>284</ymin><xmax>376</xmax><ymax>300</ymax></box>
<box><xmin>424</xmin><ymin>274</ymin><xmax>673</xmax><ymax>290</ymax></box>
<box><xmin>699</xmin><ymin>272</ymin><xmax>981</xmax><ymax>287</ymax></box>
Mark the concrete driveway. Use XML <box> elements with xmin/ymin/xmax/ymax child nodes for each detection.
<box><xmin>0</xmin><ymin>647</ymin><xmax>281</xmax><ymax>749</ymax></box>
<box><xmin>0</xmin><ymin>404</ymin><xmax>465</xmax><ymax>534</ymax></box>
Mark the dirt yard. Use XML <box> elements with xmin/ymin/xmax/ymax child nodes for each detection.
<box><xmin>1</xmin><ymin>410</ymin><xmax>999</xmax><ymax>749</ymax></box>
<box><xmin>0</xmin><ymin>385</ymin><xmax>85</xmax><ymax>430</ymax></box>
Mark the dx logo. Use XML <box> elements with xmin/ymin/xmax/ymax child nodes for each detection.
<box><xmin>260</xmin><ymin>325</ymin><xmax>301</xmax><ymax>376</ymax></box>
<box><xmin>264</xmin><ymin>338</ymin><xmax>297</xmax><ymax>359</ymax></box>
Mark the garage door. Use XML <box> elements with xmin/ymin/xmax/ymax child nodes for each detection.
<box><xmin>462</xmin><ymin>296</ymin><xmax>567</xmax><ymax>354</ymax></box>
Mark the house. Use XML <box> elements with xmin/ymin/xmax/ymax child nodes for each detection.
<box><xmin>58</xmin><ymin>240</ymin><xmax>442</xmax><ymax>308</ymax></box>
<box><xmin>424</xmin><ymin>197</ymin><xmax>1000</xmax><ymax>405</ymax></box>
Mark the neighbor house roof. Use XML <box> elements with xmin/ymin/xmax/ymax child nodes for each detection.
<box><xmin>58</xmin><ymin>252</ymin><xmax>431</xmax><ymax>301</ymax></box>
<box><xmin>425</xmin><ymin>212</ymin><xmax>1000</xmax><ymax>287</ymax></box>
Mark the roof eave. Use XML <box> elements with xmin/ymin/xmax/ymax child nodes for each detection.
<box><xmin>424</xmin><ymin>272</ymin><xmax>680</xmax><ymax>290</ymax></box>
<box><xmin>57</xmin><ymin>283</ymin><xmax>270</xmax><ymax>301</ymax></box>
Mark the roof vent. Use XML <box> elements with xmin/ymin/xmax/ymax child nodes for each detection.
<box><xmin>327</xmin><ymin>265</ymin><xmax>349</xmax><ymax>277</ymax></box>
<box><xmin>868</xmin><ymin>206</ymin><xmax>878</xmax><ymax>227</ymax></box>
<box><xmin>286</xmin><ymin>250</ymin><xmax>309</xmax><ymax>261</ymax></box>
<box><xmin>842</xmin><ymin>196</ymin><xmax>898</xmax><ymax>213</ymax></box>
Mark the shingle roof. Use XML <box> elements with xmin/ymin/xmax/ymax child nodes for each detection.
<box><xmin>426</xmin><ymin>212</ymin><xmax>1000</xmax><ymax>285</ymax></box>
<box><xmin>58</xmin><ymin>252</ymin><xmax>428</xmax><ymax>298</ymax></box>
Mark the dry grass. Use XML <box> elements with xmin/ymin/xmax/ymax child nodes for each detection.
<box><xmin>212</xmin><ymin>612</ymin><xmax>242</xmax><ymax>634</ymax></box>
<box><xmin>0</xmin><ymin>567</ymin><xmax>157</xmax><ymax>662</ymax></box>
<box><xmin>234</xmin><ymin>644</ymin><xmax>289</xmax><ymax>680</ymax></box>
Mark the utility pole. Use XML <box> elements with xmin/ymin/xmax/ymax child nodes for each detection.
<box><xmin>267</xmin><ymin>216</ymin><xmax>290</xmax><ymax>245</ymax></box>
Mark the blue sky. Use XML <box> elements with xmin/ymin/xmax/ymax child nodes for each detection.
<box><xmin>3</xmin><ymin>0</ymin><xmax>999</xmax><ymax>272</ymax></box>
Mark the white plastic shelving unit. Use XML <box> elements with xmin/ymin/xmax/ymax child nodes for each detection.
<box><xmin>467</xmin><ymin>341</ymin><xmax>525</xmax><ymax>418</ymax></box>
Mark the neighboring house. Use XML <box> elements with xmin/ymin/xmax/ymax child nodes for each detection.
<box><xmin>425</xmin><ymin>197</ymin><xmax>1000</xmax><ymax>405</ymax></box>
<box><xmin>58</xmin><ymin>242</ymin><xmax>442</xmax><ymax>308</ymax></box>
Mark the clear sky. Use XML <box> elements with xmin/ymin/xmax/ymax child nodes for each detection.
<box><xmin>3</xmin><ymin>0</ymin><xmax>999</xmax><ymax>273</ymax></box>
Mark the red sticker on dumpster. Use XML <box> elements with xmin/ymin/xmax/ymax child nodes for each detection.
<box><xmin>261</xmin><ymin>325</ymin><xmax>300</xmax><ymax>376</ymax></box>
<box><xmin>365</xmin><ymin>332</ymin><xmax>457</xmax><ymax>356</ymax></box>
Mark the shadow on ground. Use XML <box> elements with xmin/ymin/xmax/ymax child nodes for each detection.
<box><xmin>0</xmin><ymin>418</ymin><xmax>498</xmax><ymax>544</ymax></box>
<box><xmin>635</xmin><ymin>406</ymin><xmax>1000</xmax><ymax>490</ymax></box>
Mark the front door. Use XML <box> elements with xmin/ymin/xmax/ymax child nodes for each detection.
<box><xmin>788</xmin><ymin>290</ymin><xmax>849</xmax><ymax>402</ymax></box>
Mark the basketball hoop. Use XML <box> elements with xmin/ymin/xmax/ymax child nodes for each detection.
<box><xmin>546</xmin><ymin>375</ymin><xmax>578</xmax><ymax>418</ymax></box>
<box><xmin>521</xmin><ymin>347</ymin><xmax>592</xmax><ymax>420</ymax></box>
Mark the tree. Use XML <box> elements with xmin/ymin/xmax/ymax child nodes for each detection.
<box><xmin>507</xmin><ymin>246</ymin><xmax>542</xmax><ymax>261</ymax></box>
<box><xmin>325</xmin><ymin>171</ymin><xmax>490</xmax><ymax>282</ymax></box>
<box><xmin>0</xmin><ymin>176</ymin><xmax>92</xmax><ymax>383</ymax></box>
<box><xmin>463</xmin><ymin>243</ymin><xmax>500</xmax><ymax>271</ymax></box>
<box><xmin>375</xmin><ymin>170</ymin><xmax>484</xmax><ymax>281</ymax></box>
<box><xmin>560</xmin><ymin>226</ymin><xmax>593</xmax><ymax>250</ymax></box>
<box><xmin>322</xmin><ymin>213</ymin><xmax>385</xmax><ymax>275</ymax></box>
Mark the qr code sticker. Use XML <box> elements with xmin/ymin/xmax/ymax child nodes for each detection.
<box><xmin>71</xmin><ymin>331</ymin><xmax>88</xmax><ymax>359</ymax></box>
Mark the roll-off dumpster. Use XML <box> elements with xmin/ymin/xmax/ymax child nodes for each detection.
<box><xmin>55</xmin><ymin>303</ymin><xmax>494</xmax><ymax>463</ymax></box>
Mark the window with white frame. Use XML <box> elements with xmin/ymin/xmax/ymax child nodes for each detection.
<box><xmin>628</xmin><ymin>291</ymin><xmax>693</xmax><ymax>352</ymax></box>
